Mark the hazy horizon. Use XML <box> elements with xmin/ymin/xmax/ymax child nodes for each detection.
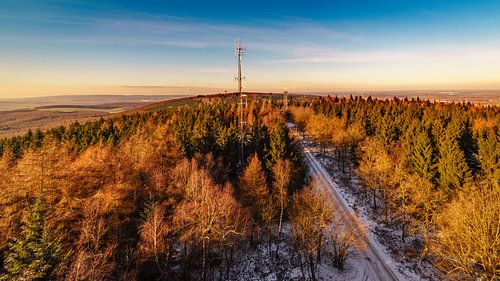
<box><xmin>2</xmin><ymin>86</ymin><xmax>500</xmax><ymax>100</ymax></box>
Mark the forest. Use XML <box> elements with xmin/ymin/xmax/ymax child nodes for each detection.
<box><xmin>0</xmin><ymin>95</ymin><xmax>498</xmax><ymax>281</ymax></box>
<box><xmin>290</xmin><ymin>95</ymin><xmax>499</xmax><ymax>280</ymax></box>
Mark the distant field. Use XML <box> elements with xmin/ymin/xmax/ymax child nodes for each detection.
<box><xmin>0</xmin><ymin>94</ymin><xmax>185</xmax><ymax>111</ymax></box>
<box><xmin>0</xmin><ymin>94</ymin><xmax>187</xmax><ymax>137</ymax></box>
<box><xmin>0</xmin><ymin>109</ymin><xmax>106</xmax><ymax>137</ymax></box>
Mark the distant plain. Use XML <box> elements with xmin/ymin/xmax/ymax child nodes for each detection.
<box><xmin>0</xmin><ymin>95</ymin><xmax>184</xmax><ymax>137</ymax></box>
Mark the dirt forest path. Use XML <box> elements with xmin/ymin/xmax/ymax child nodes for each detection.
<box><xmin>289</xmin><ymin>122</ymin><xmax>403</xmax><ymax>281</ymax></box>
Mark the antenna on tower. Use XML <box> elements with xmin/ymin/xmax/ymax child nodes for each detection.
<box><xmin>235</xmin><ymin>37</ymin><xmax>247</xmax><ymax>170</ymax></box>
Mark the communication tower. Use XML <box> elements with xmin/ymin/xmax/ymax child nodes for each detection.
<box><xmin>235</xmin><ymin>37</ymin><xmax>247</xmax><ymax>169</ymax></box>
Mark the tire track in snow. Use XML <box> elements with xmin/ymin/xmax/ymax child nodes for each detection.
<box><xmin>291</xmin><ymin>124</ymin><xmax>403</xmax><ymax>281</ymax></box>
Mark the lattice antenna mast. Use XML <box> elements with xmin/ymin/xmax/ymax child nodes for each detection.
<box><xmin>235</xmin><ymin>37</ymin><xmax>247</xmax><ymax>169</ymax></box>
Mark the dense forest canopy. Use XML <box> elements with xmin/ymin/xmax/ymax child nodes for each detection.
<box><xmin>0</xmin><ymin>94</ymin><xmax>498</xmax><ymax>281</ymax></box>
<box><xmin>290</xmin><ymin>95</ymin><xmax>499</xmax><ymax>280</ymax></box>
<box><xmin>0</xmin><ymin>96</ymin><xmax>308</xmax><ymax>281</ymax></box>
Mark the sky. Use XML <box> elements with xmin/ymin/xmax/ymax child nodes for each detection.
<box><xmin>1</xmin><ymin>0</ymin><xmax>500</xmax><ymax>98</ymax></box>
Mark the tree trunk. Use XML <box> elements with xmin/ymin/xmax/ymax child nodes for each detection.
<box><xmin>401</xmin><ymin>207</ymin><xmax>406</xmax><ymax>242</ymax></box>
<box><xmin>422</xmin><ymin>214</ymin><xmax>430</xmax><ymax>259</ymax></box>
<box><xmin>250</xmin><ymin>223</ymin><xmax>255</xmax><ymax>246</ymax></box>
<box><xmin>309</xmin><ymin>255</ymin><xmax>317</xmax><ymax>281</ymax></box>
<box><xmin>316</xmin><ymin>229</ymin><xmax>322</xmax><ymax>262</ymax></box>
<box><xmin>166</xmin><ymin>243</ymin><xmax>172</xmax><ymax>280</ymax></box>
<box><xmin>275</xmin><ymin>203</ymin><xmax>284</xmax><ymax>258</ymax></box>
<box><xmin>182</xmin><ymin>242</ymin><xmax>189</xmax><ymax>280</ymax></box>
<box><xmin>322</xmin><ymin>141</ymin><xmax>325</xmax><ymax>158</ymax></box>
<box><xmin>383</xmin><ymin>189</ymin><xmax>388</xmax><ymax>223</ymax></box>
<box><xmin>267</xmin><ymin>228</ymin><xmax>273</xmax><ymax>255</ymax></box>
<box><xmin>220</xmin><ymin>246</ymin><xmax>224</xmax><ymax>281</ymax></box>
<box><xmin>228</xmin><ymin>250</ymin><xmax>231</xmax><ymax>279</ymax></box>
<box><xmin>299</xmin><ymin>252</ymin><xmax>306</xmax><ymax>281</ymax></box>
<box><xmin>230</xmin><ymin>245</ymin><xmax>234</xmax><ymax>264</ymax></box>
<box><xmin>341</xmin><ymin>146</ymin><xmax>346</xmax><ymax>173</ymax></box>
<box><xmin>226</xmin><ymin>245</ymin><xmax>232</xmax><ymax>279</ymax></box>
<box><xmin>202</xmin><ymin>239</ymin><xmax>207</xmax><ymax>281</ymax></box>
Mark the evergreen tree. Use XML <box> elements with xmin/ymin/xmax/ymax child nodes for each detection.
<box><xmin>1</xmin><ymin>198</ymin><xmax>62</xmax><ymax>281</ymax></box>
<box><xmin>476</xmin><ymin>130</ymin><xmax>499</xmax><ymax>188</ymax></box>
<box><xmin>249</xmin><ymin>120</ymin><xmax>270</xmax><ymax>163</ymax></box>
<box><xmin>214</xmin><ymin>121</ymin><xmax>238</xmax><ymax>158</ymax></box>
<box><xmin>33</xmin><ymin>129</ymin><xmax>44</xmax><ymax>149</ymax></box>
<box><xmin>411</xmin><ymin>129</ymin><xmax>436</xmax><ymax>182</ymax></box>
<box><xmin>24</xmin><ymin>130</ymin><xmax>34</xmax><ymax>150</ymax></box>
<box><xmin>401</xmin><ymin>122</ymin><xmax>418</xmax><ymax>170</ymax></box>
<box><xmin>266</xmin><ymin>122</ymin><xmax>292</xmax><ymax>170</ymax></box>
<box><xmin>376</xmin><ymin>114</ymin><xmax>399</xmax><ymax>145</ymax></box>
<box><xmin>437</xmin><ymin>135</ymin><xmax>472</xmax><ymax>190</ymax></box>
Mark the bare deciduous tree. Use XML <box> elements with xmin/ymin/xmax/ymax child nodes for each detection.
<box><xmin>407</xmin><ymin>173</ymin><xmax>445</xmax><ymax>258</ymax></box>
<box><xmin>137</xmin><ymin>204</ymin><xmax>171</xmax><ymax>276</ymax></box>
<box><xmin>357</xmin><ymin>138</ymin><xmax>393</xmax><ymax>215</ymax></box>
<box><xmin>327</xmin><ymin>214</ymin><xmax>364</xmax><ymax>270</ymax></box>
<box><xmin>289</xmin><ymin>177</ymin><xmax>334</xmax><ymax>281</ymax></box>
<box><xmin>290</xmin><ymin>106</ymin><xmax>312</xmax><ymax>138</ymax></box>
<box><xmin>173</xmin><ymin>164</ymin><xmax>249</xmax><ymax>281</ymax></box>
<box><xmin>272</xmin><ymin>159</ymin><xmax>291</xmax><ymax>258</ymax></box>
<box><xmin>306</xmin><ymin>114</ymin><xmax>334</xmax><ymax>157</ymax></box>
<box><xmin>434</xmin><ymin>184</ymin><xmax>499</xmax><ymax>280</ymax></box>
<box><xmin>68</xmin><ymin>198</ymin><xmax>116</xmax><ymax>281</ymax></box>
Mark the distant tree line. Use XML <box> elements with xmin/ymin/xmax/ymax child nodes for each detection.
<box><xmin>0</xmin><ymin>110</ymin><xmax>174</xmax><ymax>160</ymax></box>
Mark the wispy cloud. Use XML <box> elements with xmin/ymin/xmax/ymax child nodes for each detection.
<box><xmin>194</xmin><ymin>68</ymin><xmax>232</xmax><ymax>74</ymax></box>
<box><xmin>8</xmin><ymin>9</ymin><xmax>497</xmax><ymax>65</ymax></box>
<box><xmin>1</xmin><ymin>8</ymin><xmax>360</xmax><ymax>52</ymax></box>
<box><xmin>266</xmin><ymin>44</ymin><xmax>500</xmax><ymax>64</ymax></box>
<box><xmin>4</xmin><ymin>10</ymin><xmax>499</xmax><ymax>72</ymax></box>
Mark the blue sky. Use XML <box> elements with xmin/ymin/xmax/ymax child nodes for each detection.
<box><xmin>1</xmin><ymin>0</ymin><xmax>500</xmax><ymax>97</ymax></box>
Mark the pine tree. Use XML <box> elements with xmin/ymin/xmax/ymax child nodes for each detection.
<box><xmin>1</xmin><ymin>198</ymin><xmax>62</xmax><ymax>281</ymax></box>
<box><xmin>401</xmin><ymin>122</ymin><xmax>418</xmax><ymax>170</ymax></box>
<box><xmin>377</xmin><ymin>114</ymin><xmax>399</xmax><ymax>145</ymax></box>
<box><xmin>266</xmin><ymin>122</ymin><xmax>292</xmax><ymax>171</ymax></box>
<box><xmin>411</xmin><ymin>129</ymin><xmax>436</xmax><ymax>182</ymax></box>
<box><xmin>437</xmin><ymin>135</ymin><xmax>472</xmax><ymax>190</ymax></box>
<box><xmin>249</xmin><ymin>120</ymin><xmax>270</xmax><ymax>163</ymax></box>
<box><xmin>33</xmin><ymin>129</ymin><xmax>44</xmax><ymax>149</ymax></box>
<box><xmin>476</xmin><ymin>130</ymin><xmax>499</xmax><ymax>188</ymax></box>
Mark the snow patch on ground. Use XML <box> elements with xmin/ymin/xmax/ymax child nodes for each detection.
<box><xmin>298</xmin><ymin>131</ymin><xmax>442</xmax><ymax>281</ymax></box>
<box><xmin>230</xmin><ymin>232</ymin><xmax>375</xmax><ymax>281</ymax></box>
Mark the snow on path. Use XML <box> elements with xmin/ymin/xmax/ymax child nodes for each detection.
<box><xmin>288</xmin><ymin>123</ymin><xmax>404</xmax><ymax>281</ymax></box>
